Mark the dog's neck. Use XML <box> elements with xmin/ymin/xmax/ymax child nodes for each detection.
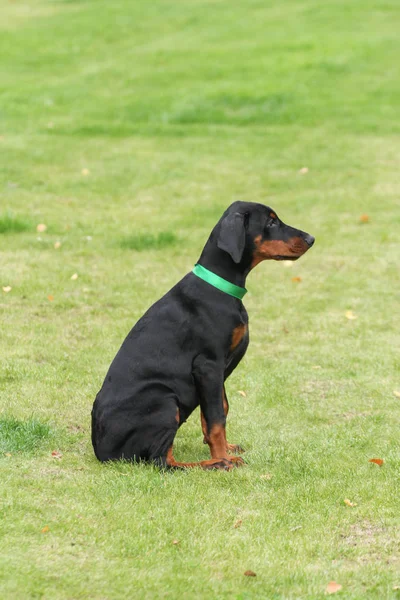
<box><xmin>197</xmin><ymin>239</ymin><xmax>252</xmax><ymax>288</ymax></box>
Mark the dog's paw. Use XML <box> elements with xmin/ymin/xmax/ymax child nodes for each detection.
<box><xmin>201</xmin><ymin>458</ymin><xmax>233</xmax><ymax>471</ymax></box>
<box><xmin>226</xmin><ymin>443</ymin><xmax>245</xmax><ymax>455</ymax></box>
<box><xmin>227</xmin><ymin>456</ymin><xmax>245</xmax><ymax>467</ymax></box>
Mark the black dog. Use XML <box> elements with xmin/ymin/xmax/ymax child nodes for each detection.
<box><xmin>91</xmin><ymin>201</ymin><xmax>314</xmax><ymax>470</ymax></box>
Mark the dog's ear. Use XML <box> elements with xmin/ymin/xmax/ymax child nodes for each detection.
<box><xmin>217</xmin><ymin>212</ymin><xmax>246</xmax><ymax>263</ymax></box>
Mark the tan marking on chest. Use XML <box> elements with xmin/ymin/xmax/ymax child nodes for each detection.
<box><xmin>230</xmin><ymin>324</ymin><xmax>248</xmax><ymax>351</ymax></box>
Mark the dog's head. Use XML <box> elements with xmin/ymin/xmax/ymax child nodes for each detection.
<box><xmin>216</xmin><ymin>201</ymin><xmax>314</xmax><ymax>268</ymax></box>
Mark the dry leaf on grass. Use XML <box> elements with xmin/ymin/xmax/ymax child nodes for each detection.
<box><xmin>4</xmin><ymin>452</ymin><xmax>12</xmax><ymax>457</ymax></box>
<box><xmin>233</xmin><ymin>519</ymin><xmax>242</xmax><ymax>529</ymax></box>
<box><xmin>237</xmin><ymin>390</ymin><xmax>247</xmax><ymax>397</ymax></box>
<box><xmin>369</xmin><ymin>458</ymin><xmax>384</xmax><ymax>466</ymax></box>
<box><xmin>2</xmin><ymin>286</ymin><xmax>12</xmax><ymax>293</ymax></box>
<box><xmin>292</xmin><ymin>276</ymin><xmax>302</xmax><ymax>283</ymax></box>
<box><xmin>47</xmin><ymin>295</ymin><xmax>54</xmax><ymax>302</ymax></box>
<box><xmin>360</xmin><ymin>214</ymin><xmax>370</xmax><ymax>223</ymax></box>
<box><xmin>393</xmin><ymin>390</ymin><xmax>400</xmax><ymax>399</ymax></box>
<box><xmin>298</xmin><ymin>167</ymin><xmax>309</xmax><ymax>174</ymax></box>
<box><xmin>36</xmin><ymin>223</ymin><xmax>47</xmax><ymax>233</ymax></box>
<box><xmin>51</xmin><ymin>450</ymin><xmax>63</xmax><ymax>459</ymax></box>
<box><xmin>68</xmin><ymin>424</ymin><xmax>84</xmax><ymax>433</ymax></box>
<box><xmin>344</xmin><ymin>498</ymin><xmax>357</xmax><ymax>507</ymax></box>
<box><xmin>345</xmin><ymin>310</ymin><xmax>357</xmax><ymax>320</ymax></box>
<box><xmin>326</xmin><ymin>581</ymin><xmax>342</xmax><ymax>594</ymax></box>
<box><xmin>70</xmin><ymin>273</ymin><xmax>78</xmax><ymax>280</ymax></box>
<box><xmin>54</xmin><ymin>241</ymin><xmax>61</xmax><ymax>249</ymax></box>
<box><xmin>172</xmin><ymin>539</ymin><xmax>179</xmax><ymax>545</ymax></box>
<box><xmin>41</xmin><ymin>526</ymin><xmax>49</xmax><ymax>533</ymax></box>
<box><xmin>244</xmin><ymin>570</ymin><xmax>256</xmax><ymax>577</ymax></box>
<box><xmin>81</xmin><ymin>168</ymin><xmax>90</xmax><ymax>176</ymax></box>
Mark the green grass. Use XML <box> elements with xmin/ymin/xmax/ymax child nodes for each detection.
<box><xmin>1</xmin><ymin>0</ymin><xmax>400</xmax><ymax>598</ymax></box>
<box><xmin>120</xmin><ymin>231</ymin><xmax>178</xmax><ymax>251</ymax></box>
<box><xmin>0</xmin><ymin>417</ymin><xmax>52</xmax><ymax>453</ymax></box>
<box><xmin>0</xmin><ymin>212</ymin><xmax>31</xmax><ymax>234</ymax></box>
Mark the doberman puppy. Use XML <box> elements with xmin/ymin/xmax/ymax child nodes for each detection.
<box><xmin>91</xmin><ymin>201</ymin><xmax>314</xmax><ymax>470</ymax></box>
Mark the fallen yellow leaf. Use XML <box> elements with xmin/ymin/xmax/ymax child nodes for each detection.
<box><xmin>369</xmin><ymin>458</ymin><xmax>384</xmax><ymax>466</ymax></box>
<box><xmin>298</xmin><ymin>167</ymin><xmax>309</xmax><ymax>174</ymax></box>
<box><xmin>326</xmin><ymin>581</ymin><xmax>342</xmax><ymax>594</ymax></box>
<box><xmin>344</xmin><ymin>498</ymin><xmax>357</xmax><ymax>507</ymax></box>
<box><xmin>41</xmin><ymin>526</ymin><xmax>49</xmax><ymax>533</ymax></box>
<box><xmin>81</xmin><ymin>168</ymin><xmax>90</xmax><ymax>176</ymax></box>
<box><xmin>36</xmin><ymin>223</ymin><xmax>47</xmax><ymax>233</ymax></box>
<box><xmin>233</xmin><ymin>519</ymin><xmax>242</xmax><ymax>528</ymax></box>
<box><xmin>2</xmin><ymin>286</ymin><xmax>12</xmax><ymax>293</ymax></box>
<box><xmin>47</xmin><ymin>295</ymin><xmax>54</xmax><ymax>302</ymax></box>
<box><xmin>345</xmin><ymin>310</ymin><xmax>357</xmax><ymax>320</ymax></box>
<box><xmin>54</xmin><ymin>241</ymin><xmax>61</xmax><ymax>249</ymax></box>
<box><xmin>172</xmin><ymin>539</ymin><xmax>179</xmax><ymax>545</ymax></box>
<box><xmin>360</xmin><ymin>214</ymin><xmax>370</xmax><ymax>223</ymax></box>
<box><xmin>237</xmin><ymin>390</ymin><xmax>247</xmax><ymax>397</ymax></box>
<box><xmin>393</xmin><ymin>390</ymin><xmax>400</xmax><ymax>399</ymax></box>
<box><xmin>292</xmin><ymin>276</ymin><xmax>302</xmax><ymax>283</ymax></box>
<box><xmin>71</xmin><ymin>273</ymin><xmax>78</xmax><ymax>280</ymax></box>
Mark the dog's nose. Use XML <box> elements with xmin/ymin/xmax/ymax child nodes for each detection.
<box><xmin>304</xmin><ymin>234</ymin><xmax>315</xmax><ymax>247</ymax></box>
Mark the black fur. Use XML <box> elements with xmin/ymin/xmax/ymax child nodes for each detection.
<box><xmin>91</xmin><ymin>201</ymin><xmax>314</xmax><ymax>467</ymax></box>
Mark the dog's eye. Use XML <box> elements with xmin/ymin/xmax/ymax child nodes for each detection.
<box><xmin>266</xmin><ymin>214</ymin><xmax>278</xmax><ymax>227</ymax></box>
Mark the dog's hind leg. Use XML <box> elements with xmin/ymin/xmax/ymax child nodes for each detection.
<box><xmin>160</xmin><ymin>450</ymin><xmax>235</xmax><ymax>471</ymax></box>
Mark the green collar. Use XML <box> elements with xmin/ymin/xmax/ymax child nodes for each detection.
<box><xmin>192</xmin><ymin>264</ymin><xmax>247</xmax><ymax>300</ymax></box>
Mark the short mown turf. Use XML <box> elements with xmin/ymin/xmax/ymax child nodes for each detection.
<box><xmin>1</xmin><ymin>1</ymin><xmax>399</xmax><ymax>598</ymax></box>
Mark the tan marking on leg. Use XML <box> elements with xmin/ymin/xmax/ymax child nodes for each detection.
<box><xmin>201</xmin><ymin>410</ymin><xmax>209</xmax><ymax>444</ymax></box>
<box><xmin>208</xmin><ymin>423</ymin><xmax>228</xmax><ymax>459</ymax></box>
<box><xmin>202</xmin><ymin>389</ymin><xmax>244</xmax><ymax>457</ymax></box>
<box><xmin>223</xmin><ymin>387</ymin><xmax>245</xmax><ymax>455</ymax></box>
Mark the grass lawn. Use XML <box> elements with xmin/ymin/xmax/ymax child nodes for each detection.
<box><xmin>1</xmin><ymin>0</ymin><xmax>400</xmax><ymax>598</ymax></box>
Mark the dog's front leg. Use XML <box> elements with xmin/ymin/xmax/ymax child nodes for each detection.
<box><xmin>201</xmin><ymin>385</ymin><xmax>244</xmax><ymax>455</ymax></box>
<box><xmin>193</xmin><ymin>356</ymin><xmax>244</xmax><ymax>467</ymax></box>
